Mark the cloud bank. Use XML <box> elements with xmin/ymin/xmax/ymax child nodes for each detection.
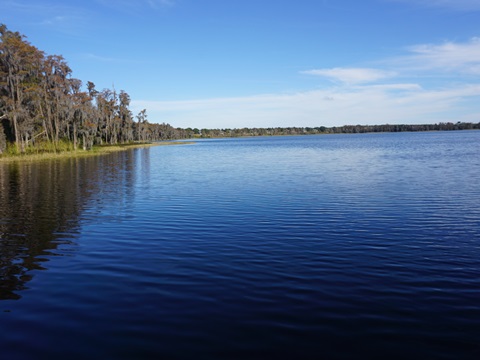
<box><xmin>400</xmin><ymin>38</ymin><xmax>480</xmax><ymax>74</ymax></box>
<box><xmin>135</xmin><ymin>37</ymin><xmax>480</xmax><ymax>129</ymax></box>
<box><xmin>301</xmin><ymin>68</ymin><xmax>396</xmax><ymax>84</ymax></box>
<box><xmin>133</xmin><ymin>85</ymin><xmax>480</xmax><ymax>129</ymax></box>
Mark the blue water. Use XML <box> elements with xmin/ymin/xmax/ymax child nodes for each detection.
<box><xmin>1</xmin><ymin>131</ymin><xmax>480</xmax><ymax>359</ymax></box>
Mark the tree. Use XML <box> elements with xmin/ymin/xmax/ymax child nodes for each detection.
<box><xmin>0</xmin><ymin>24</ymin><xmax>44</xmax><ymax>152</ymax></box>
<box><xmin>40</xmin><ymin>54</ymin><xmax>74</xmax><ymax>147</ymax></box>
<box><xmin>118</xmin><ymin>90</ymin><xmax>134</xmax><ymax>143</ymax></box>
<box><xmin>1</xmin><ymin>24</ymin><xmax>191</xmax><ymax>155</ymax></box>
<box><xmin>136</xmin><ymin>109</ymin><xmax>148</xmax><ymax>142</ymax></box>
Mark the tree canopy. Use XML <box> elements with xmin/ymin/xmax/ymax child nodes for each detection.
<box><xmin>0</xmin><ymin>24</ymin><xmax>187</xmax><ymax>155</ymax></box>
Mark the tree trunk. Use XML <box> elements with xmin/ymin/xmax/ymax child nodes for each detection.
<box><xmin>12</xmin><ymin>113</ymin><xmax>21</xmax><ymax>153</ymax></box>
<box><xmin>73</xmin><ymin>122</ymin><xmax>77</xmax><ymax>150</ymax></box>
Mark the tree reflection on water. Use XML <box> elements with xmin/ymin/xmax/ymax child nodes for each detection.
<box><xmin>0</xmin><ymin>150</ymin><xmax>139</xmax><ymax>300</ymax></box>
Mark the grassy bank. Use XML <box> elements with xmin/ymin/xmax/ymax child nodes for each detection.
<box><xmin>0</xmin><ymin>141</ymin><xmax>195</xmax><ymax>163</ymax></box>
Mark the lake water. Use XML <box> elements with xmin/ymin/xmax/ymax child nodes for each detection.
<box><xmin>1</xmin><ymin>131</ymin><xmax>479</xmax><ymax>359</ymax></box>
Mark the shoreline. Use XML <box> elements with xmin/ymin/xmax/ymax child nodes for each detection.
<box><xmin>0</xmin><ymin>141</ymin><xmax>195</xmax><ymax>164</ymax></box>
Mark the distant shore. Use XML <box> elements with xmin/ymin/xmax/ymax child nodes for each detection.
<box><xmin>0</xmin><ymin>141</ymin><xmax>194</xmax><ymax>163</ymax></box>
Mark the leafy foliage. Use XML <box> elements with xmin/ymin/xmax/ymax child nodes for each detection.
<box><xmin>0</xmin><ymin>24</ymin><xmax>188</xmax><ymax>155</ymax></box>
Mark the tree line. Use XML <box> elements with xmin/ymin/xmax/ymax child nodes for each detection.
<box><xmin>193</xmin><ymin>122</ymin><xmax>480</xmax><ymax>138</ymax></box>
<box><xmin>0</xmin><ymin>24</ymin><xmax>188</xmax><ymax>155</ymax></box>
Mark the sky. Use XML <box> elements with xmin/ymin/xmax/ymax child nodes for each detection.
<box><xmin>1</xmin><ymin>0</ymin><xmax>480</xmax><ymax>129</ymax></box>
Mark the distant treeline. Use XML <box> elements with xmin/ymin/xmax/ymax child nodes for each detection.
<box><xmin>191</xmin><ymin>122</ymin><xmax>480</xmax><ymax>138</ymax></box>
<box><xmin>0</xmin><ymin>24</ymin><xmax>188</xmax><ymax>155</ymax></box>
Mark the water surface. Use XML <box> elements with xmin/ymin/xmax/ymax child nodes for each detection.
<box><xmin>1</xmin><ymin>131</ymin><xmax>479</xmax><ymax>359</ymax></box>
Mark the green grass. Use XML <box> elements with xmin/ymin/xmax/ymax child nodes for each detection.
<box><xmin>0</xmin><ymin>141</ymin><xmax>195</xmax><ymax>163</ymax></box>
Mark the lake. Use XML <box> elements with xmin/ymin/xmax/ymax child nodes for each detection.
<box><xmin>1</xmin><ymin>131</ymin><xmax>479</xmax><ymax>359</ymax></box>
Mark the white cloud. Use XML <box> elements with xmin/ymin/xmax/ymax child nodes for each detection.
<box><xmin>398</xmin><ymin>37</ymin><xmax>480</xmax><ymax>74</ymax></box>
<box><xmin>83</xmin><ymin>53</ymin><xmax>148</xmax><ymax>64</ymax></box>
<box><xmin>133</xmin><ymin>38</ymin><xmax>480</xmax><ymax>129</ymax></box>
<box><xmin>0</xmin><ymin>1</ymin><xmax>94</xmax><ymax>37</ymax></box>
<box><xmin>39</xmin><ymin>15</ymin><xmax>83</xmax><ymax>27</ymax></box>
<box><xmin>388</xmin><ymin>0</ymin><xmax>480</xmax><ymax>11</ymax></box>
<box><xmin>365</xmin><ymin>83</ymin><xmax>422</xmax><ymax>91</ymax></box>
<box><xmin>302</xmin><ymin>68</ymin><xmax>396</xmax><ymax>84</ymax></box>
<box><xmin>132</xmin><ymin>84</ymin><xmax>480</xmax><ymax>129</ymax></box>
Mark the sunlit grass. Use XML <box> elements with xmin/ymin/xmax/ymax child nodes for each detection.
<box><xmin>0</xmin><ymin>141</ymin><xmax>195</xmax><ymax>163</ymax></box>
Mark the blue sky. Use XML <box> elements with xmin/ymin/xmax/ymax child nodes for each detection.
<box><xmin>1</xmin><ymin>0</ymin><xmax>480</xmax><ymax>128</ymax></box>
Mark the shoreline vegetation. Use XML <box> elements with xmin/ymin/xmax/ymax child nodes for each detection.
<box><xmin>0</xmin><ymin>141</ymin><xmax>195</xmax><ymax>163</ymax></box>
<box><xmin>190</xmin><ymin>122</ymin><xmax>479</xmax><ymax>138</ymax></box>
<box><xmin>1</xmin><ymin>24</ymin><xmax>479</xmax><ymax>162</ymax></box>
<box><xmin>1</xmin><ymin>124</ymin><xmax>479</xmax><ymax>162</ymax></box>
